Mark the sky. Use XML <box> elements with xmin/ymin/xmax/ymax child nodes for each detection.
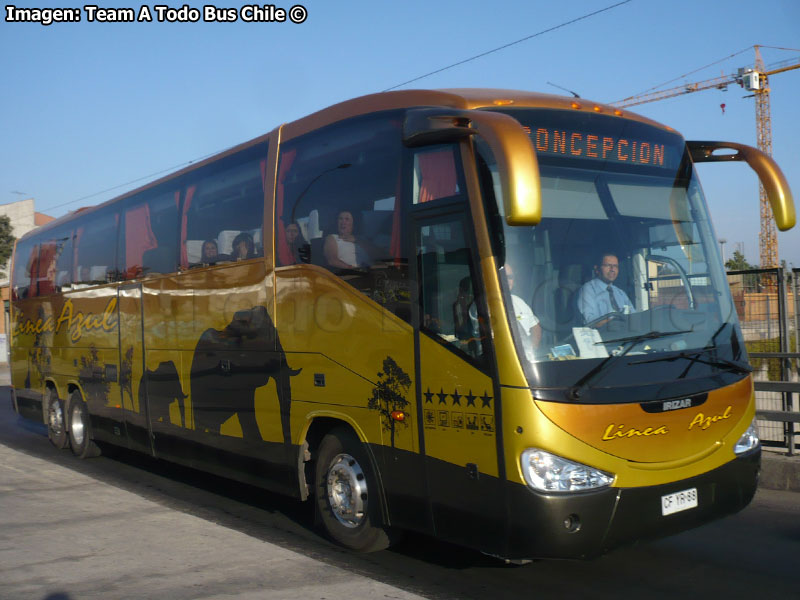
<box><xmin>1</xmin><ymin>0</ymin><xmax>799</xmax><ymax>268</ymax></box>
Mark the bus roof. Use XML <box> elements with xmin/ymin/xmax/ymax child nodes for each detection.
<box><xmin>19</xmin><ymin>89</ymin><xmax>672</xmax><ymax>241</ymax></box>
<box><xmin>282</xmin><ymin>88</ymin><xmax>671</xmax><ymax>140</ymax></box>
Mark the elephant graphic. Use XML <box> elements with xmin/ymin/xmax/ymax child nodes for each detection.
<box><xmin>190</xmin><ymin>306</ymin><xmax>300</xmax><ymax>445</ymax></box>
<box><xmin>140</xmin><ymin>361</ymin><xmax>187</xmax><ymax>427</ymax></box>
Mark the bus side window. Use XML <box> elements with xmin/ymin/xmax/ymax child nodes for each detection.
<box><xmin>121</xmin><ymin>189</ymin><xmax>179</xmax><ymax>278</ymax></box>
<box><xmin>278</xmin><ymin>113</ymin><xmax>410</xmax><ymax>321</ymax></box>
<box><xmin>35</xmin><ymin>241</ymin><xmax>59</xmax><ymax>296</ymax></box>
<box><xmin>418</xmin><ymin>218</ymin><xmax>486</xmax><ymax>364</ymax></box>
<box><xmin>74</xmin><ymin>208</ymin><xmax>119</xmax><ymax>285</ymax></box>
<box><xmin>53</xmin><ymin>226</ymin><xmax>75</xmax><ymax>290</ymax></box>
<box><xmin>412</xmin><ymin>147</ymin><xmax>462</xmax><ymax>205</ymax></box>
<box><xmin>180</xmin><ymin>145</ymin><xmax>267</xmax><ymax>270</ymax></box>
<box><xmin>12</xmin><ymin>238</ymin><xmax>36</xmax><ymax>300</ymax></box>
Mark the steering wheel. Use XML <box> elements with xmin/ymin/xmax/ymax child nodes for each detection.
<box><xmin>584</xmin><ymin>311</ymin><xmax>625</xmax><ymax>329</ymax></box>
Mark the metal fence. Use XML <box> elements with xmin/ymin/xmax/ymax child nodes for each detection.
<box><xmin>727</xmin><ymin>267</ymin><xmax>799</xmax><ymax>455</ymax></box>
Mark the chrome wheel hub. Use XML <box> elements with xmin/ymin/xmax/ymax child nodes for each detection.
<box><xmin>48</xmin><ymin>399</ymin><xmax>63</xmax><ymax>435</ymax></box>
<box><xmin>71</xmin><ymin>403</ymin><xmax>85</xmax><ymax>446</ymax></box>
<box><xmin>326</xmin><ymin>453</ymin><xmax>367</xmax><ymax>528</ymax></box>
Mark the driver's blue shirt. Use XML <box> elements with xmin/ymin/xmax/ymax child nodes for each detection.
<box><xmin>577</xmin><ymin>278</ymin><xmax>634</xmax><ymax>323</ymax></box>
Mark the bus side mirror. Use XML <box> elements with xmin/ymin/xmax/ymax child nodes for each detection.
<box><xmin>403</xmin><ymin>108</ymin><xmax>542</xmax><ymax>226</ymax></box>
<box><xmin>687</xmin><ymin>141</ymin><xmax>796</xmax><ymax>231</ymax></box>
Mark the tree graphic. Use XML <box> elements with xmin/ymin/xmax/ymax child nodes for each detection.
<box><xmin>367</xmin><ymin>356</ymin><xmax>411</xmax><ymax>448</ymax></box>
<box><xmin>78</xmin><ymin>345</ymin><xmax>110</xmax><ymax>406</ymax></box>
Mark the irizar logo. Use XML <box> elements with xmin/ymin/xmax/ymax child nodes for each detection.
<box><xmin>662</xmin><ymin>398</ymin><xmax>692</xmax><ymax>412</ymax></box>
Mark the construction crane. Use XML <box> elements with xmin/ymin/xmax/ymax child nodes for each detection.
<box><xmin>612</xmin><ymin>46</ymin><xmax>800</xmax><ymax>269</ymax></box>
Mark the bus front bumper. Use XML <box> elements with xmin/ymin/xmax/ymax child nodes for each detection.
<box><xmin>503</xmin><ymin>449</ymin><xmax>760</xmax><ymax>560</ymax></box>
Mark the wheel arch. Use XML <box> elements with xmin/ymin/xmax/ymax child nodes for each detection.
<box><xmin>300</xmin><ymin>415</ymin><xmax>390</xmax><ymax>524</ymax></box>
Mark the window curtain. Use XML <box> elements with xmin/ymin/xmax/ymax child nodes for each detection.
<box><xmin>179</xmin><ymin>186</ymin><xmax>196</xmax><ymax>268</ymax></box>
<box><xmin>125</xmin><ymin>203</ymin><xmax>157</xmax><ymax>278</ymax></box>
<box><xmin>418</xmin><ymin>149</ymin><xmax>458</xmax><ymax>204</ymax></box>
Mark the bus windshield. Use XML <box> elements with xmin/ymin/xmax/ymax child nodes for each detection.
<box><xmin>482</xmin><ymin>108</ymin><xmax>747</xmax><ymax>403</ymax></box>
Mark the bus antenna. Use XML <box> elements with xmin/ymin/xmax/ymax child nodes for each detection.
<box><xmin>547</xmin><ymin>82</ymin><xmax>580</xmax><ymax>98</ymax></box>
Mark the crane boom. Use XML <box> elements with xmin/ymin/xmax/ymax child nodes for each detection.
<box><xmin>611</xmin><ymin>48</ymin><xmax>800</xmax><ymax>268</ymax></box>
<box><xmin>613</xmin><ymin>74</ymin><xmax>737</xmax><ymax>108</ymax></box>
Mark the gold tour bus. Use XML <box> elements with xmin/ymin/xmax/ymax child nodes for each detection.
<box><xmin>10</xmin><ymin>89</ymin><xmax>795</xmax><ymax>560</ymax></box>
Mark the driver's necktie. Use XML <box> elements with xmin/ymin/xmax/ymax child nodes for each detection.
<box><xmin>607</xmin><ymin>285</ymin><xmax>620</xmax><ymax>312</ymax></box>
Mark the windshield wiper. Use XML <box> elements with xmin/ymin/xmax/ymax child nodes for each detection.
<box><xmin>630</xmin><ymin>348</ymin><xmax>752</xmax><ymax>376</ymax></box>
<box><xmin>600</xmin><ymin>329</ymin><xmax>694</xmax><ymax>347</ymax></box>
<box><xmin>567</xmin><ymin>330</ymin><xmax>693</xmax><ymax>401</ymax></box>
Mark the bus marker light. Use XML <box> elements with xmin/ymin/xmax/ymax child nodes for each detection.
<box><xmin>571</xmin><ymin>101</ymin><xmax>582</xmax><ymax>110</ymax></box>
<box><xmin>390</xmin><ymin>411</ymin><xmax>406</xmax><ymax>422</ymax></box>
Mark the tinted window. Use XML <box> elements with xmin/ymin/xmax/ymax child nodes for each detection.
<box><xmin>417</xmin><ymin>214</ymin><xmax>487</xmax><ymax>365</ymax></box>
<box><xmin>12</xmin><ymin>225</ymin><xmax>76</xmax><ymax>297</ymax></box>
<box><xmin>121</xmin><ymin>189</ymin><xmax>180</xmax><ymax>278</ymax></box>
<box><xmin>181</xmin><ymin>145</ymin><xmax>267</xmax><ymax>268</ymax></box>
<box><xmin>412</xmin><ymin>146</ymin><xmax>464</xmax><ymax>205</ymax></box>
<box><xmin>277</xmin><ymin>113</ymin><xmax>409</xmax><ymax>319</ymax></box>
<box><xmin>35</xmin><ymin>224</ymin><xmax>76</xmax><ymax>294</ymax></box>
<box><xmin>51</xmin><ymin>225</ymin><xmax>75</xmax><ymax>289</ymax></box>
<box><xmin>12</xmin><ymin>238</ymin><xmax>36</xmax><ymax>300</ymax></box>
<box><xmin>74</xmin><ymin>209</ymin><xmax>119</xmax><ymax>285</ymax></box>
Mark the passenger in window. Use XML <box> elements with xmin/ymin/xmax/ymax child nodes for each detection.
<box><xmin>453</xmin><ymin>277</ymin><xmax>481</xmax><ymax>356</ymax></box>
<box><xmin>505</xmin><ymin>264</ymin><xmax>541</xmax><ymax>361</ymax></box>
<box><xmin>453</xmin><ymin>277</ymin><xmax>476</xmax><ymax>341</ymax></box>
<box><xmin>231</xmin><ymin>232</ymin><xmax>257</xmax><ymax>260</ymax></box>
<box><xmin>577</xmin><ymin>252</ymin><xmax>634</xmax><ymax>324</ymax></box>
<box><xmin>324</xmin><ymin>210</ymin><xmax>371</xmax><ymax>270</ymax></box>
<box><xmin>285</xmin><ymin>222</ymin><xmax>309</xmax><ymax>264</ymax></box>
<box><xmin>201</xmin><ymin>240</ymin><xmax>227</xmax><ymax>265</ymax></box>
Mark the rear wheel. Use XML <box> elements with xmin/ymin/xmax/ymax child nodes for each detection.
<box><xmin>67</xmin><ymin>392</ymin><xmax>101</xmax><ymax>459</ymax></box>
<box><xmin>46</xmin><ymin>388</ymin><xmax>69</xmax><ymax>450</ymax></box>
<box><xmin>314</xmin><ymin>428</ymin><xmax>393</xmax><ymax>552</ymax></box>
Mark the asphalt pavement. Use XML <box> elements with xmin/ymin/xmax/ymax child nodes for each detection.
<box><xmin>0</xmin><ymin>365</ymin><xmax>427</xmax><ymax>600</ymax></box>
<box><xmin>0</xmin><ymin>412</ymin><xmax>426</xmax><ymax>599</ymax></box>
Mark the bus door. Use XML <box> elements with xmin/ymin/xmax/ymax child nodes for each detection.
<box><xmin>413</xmin><ymin>208</ymin><xmax>504</xmax><ymax>548</ymax></box>
<box><xmin>117</xmin><ymin>283</ymin><xmax>153</xmax><ymax>454</ymax></box>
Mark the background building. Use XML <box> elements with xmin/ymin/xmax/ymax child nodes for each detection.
<box><xmin>0</xmin><ymin>198</ymin><xmax>55</xmax><ymax>360</ymax></box>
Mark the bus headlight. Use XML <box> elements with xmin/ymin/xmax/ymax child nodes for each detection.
<box><xmin>520</xmin><ymin>449</ymin><xmax>614</xmax><ymax>493</ymax></box>
<box><xmin>733</xmin><ymin>420</ymin><xmax>760</xmax><ymax>455</ymax></box>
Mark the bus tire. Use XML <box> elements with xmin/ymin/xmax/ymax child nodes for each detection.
<box><xmin>314</xmin><ymin>428</ymin><xmax>392</xmax><ymax>552</ymax></box>
<box><xmin>46</xmin><ymin>388</ymin><xmax>69</xmax><ymax>450</ymax></box>
<box><xmin>67</xmin><ymin>392</ymin><xmax>101</xmax><ymax>459</ymax></box>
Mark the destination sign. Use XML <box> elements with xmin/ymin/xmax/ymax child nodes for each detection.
<box><xmin>521</xmin><ymin>125</ymin><xmax>680</xmax><ymax>168</ymax></box>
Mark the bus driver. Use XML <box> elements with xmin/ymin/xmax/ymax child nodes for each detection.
<box><xmin>577</xmin><ymin>252</ymin><xmax>634</xmax><ymax>324</ymax></box>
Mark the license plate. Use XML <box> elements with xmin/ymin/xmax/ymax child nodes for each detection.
<box><xmin>661</xmin><ymin>487</ymin><xmax>698</xmax><ymax>516</ymax></box>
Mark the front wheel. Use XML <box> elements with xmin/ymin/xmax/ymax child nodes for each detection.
<box><xmin>67</xmin><ymin>392</ymin><xmax>101</xmax><ymax>459</ymax></box>
<box><xmin>314</xmin><ymin>428</ymin><xmax>394</xmax><ymax>552</ymax></box>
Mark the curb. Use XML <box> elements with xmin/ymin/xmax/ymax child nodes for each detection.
<box><xmin>760</xmin><ymin>452</ymin><xmax>800</xmax><ymax>492</ymax></box>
